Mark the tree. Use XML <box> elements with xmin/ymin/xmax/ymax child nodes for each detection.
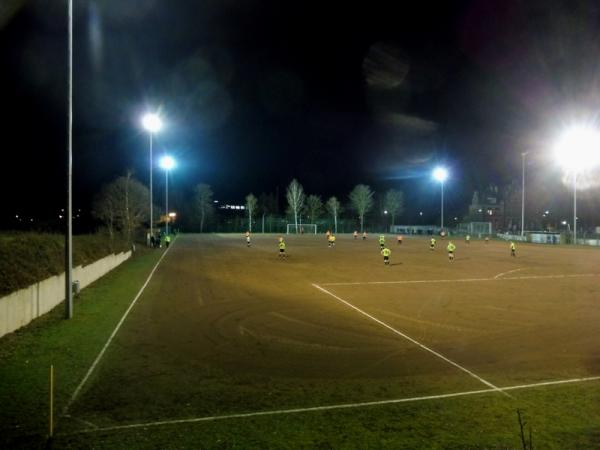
<box><xmin>305</xmin><ymin>195</ymin><xmax>323</xmax><ymax>222</ymax></box>
<box><xmin>286</xmin><ymin>178</ymin><xmax>305</xmax><ymax>233</ymax></box>
<box><xmin>92</xmin><ymin>172</ymin><xmax>150</xmax><ymax>242</ymax></box>
<box><xmin>258</xmin><ymin>192</ymin><xmax>277</xmax><ymax>233</ymax></box>
<box><xmin>92</xmin><ymin>184</ymin><xmax>119</xmax><ymax>239</ymax></box>
<box><xmin>383</xmin><ymin>189</ymin><xmax>404</xmax><ymax>227</ymax></box>
<box><xmin>245</xmin><ymin>193</ymin><xmax>258</xmax><ymax>232</ymax></box>
<box><xmin>194</xmin><ymin>183</ymin><xmax>214</xmax><ymax>232</ymax></box>
<box><xmin>326</xmin><ymin>196</ymin><xmax>341</xmax><ymax>234</ymax></box>
<box><xmin>349</xmin><ymin>184</ymin><xmax>374</xmax><ymax>232</ymax></box>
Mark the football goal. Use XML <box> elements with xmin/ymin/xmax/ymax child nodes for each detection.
<box><xmin>286</xmin><ymin>224</ymin><xmax>317</xmax><ymax>234</ymax></box>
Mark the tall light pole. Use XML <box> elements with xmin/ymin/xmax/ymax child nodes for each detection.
<box><xmin>65</xmin><ymin>0</ymin><xmax>73</xmax><ymax>319</ymax></box>
<box><xmin>432</xmin><ymin>167</ymin><xmax>449</xmax><ymax>230</ymax></box>
<box><xmin>141</xmin><ymin>113</ymin><xmax>162</xmax><ymax>242</ymax></box>
<box><xmin>554</xmin><ymin>125</ymin><xmax>600</xmax><ymax>245</ymax></box>
<box><xmin>160</xmin><ymin>155</ymin><xmax>176</xmax><ymax>235</ymax></box>
<box><xmin>521</xmin><ymin>152</ymin><xmax>528</xmax><ymax>237</ymax></box>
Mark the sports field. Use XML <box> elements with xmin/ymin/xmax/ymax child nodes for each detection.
<box><xmin>59</xmin><ymin>233</ymin><xmax>600</xmax><ymax>447</ymax></box>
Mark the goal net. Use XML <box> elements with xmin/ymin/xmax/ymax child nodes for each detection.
<box><xmin>457</xmin><ymin>221</ymin><xmax>492</xmax><ymax>236</ymax></box>
<box><xmin>286</xmin><ymin>224</ymin><xmax>317</xmax><ymax>234</ymax></box>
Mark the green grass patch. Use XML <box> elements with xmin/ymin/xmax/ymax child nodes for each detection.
<box><xmin>0</xmin><ymin>246</ymin><xmax>164</xmax><ymax>449</ymax></box>
<box><xmin>52</xmin><ymin>382</ymin><xmax>600</xmax><ymax>449</ymax></box>
<box><xmin>0</xmin><ymin>232</ymin><xmax>131</xmax><ymax>297</ymax></box>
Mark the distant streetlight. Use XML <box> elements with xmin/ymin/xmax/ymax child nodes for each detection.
<box><xmin>142</xmin><ymin>112</ymin><xmax>163</xmax><ymax>241</ymax></box>
<box><xmin>432</xmin><ymin>167</ymin><xmax>449</xmax><ymax>229</ymax></box>
<box><xmin>159</xmin><ymin>155</ymin><xmax>176</xmax><ymax>235</ymax></box>
<box><xmin>554</xmin><ymin>125</ymin><xmax>600</xmax><ymax>244</ymax></box>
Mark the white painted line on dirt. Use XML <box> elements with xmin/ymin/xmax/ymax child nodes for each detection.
<box><xmin>494</xmin><ymin>267</ymin><xmax>524</xmax><ymax>279</ymax></box>
<box><xmin>70</xmin><ymin>375</ymin><xmax>600</xmax><ymax>434</ymax></box>
<box><xmin>63</xmin><ymin>238</ymin><xmax>177</xmax><ymax>415</ymax></box>
<box><xmin>311</xmin><ymin>284</ymin><xmax>509</xmax><ymax>397</ymax></box>
<box><xmin>321</xmin><ymin>273</ymin><xmax>600</xmax><ymax>287</ymax></box>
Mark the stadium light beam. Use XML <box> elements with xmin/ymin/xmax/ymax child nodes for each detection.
<box><xmin>141</xmin><ymin>112</ymin><xmax>163</xmax><ymax>243</ymax></box>
<box><xmin>554</xmin><ymin>125</ymin><xmax>600</xmax><ymax>244</ymax></box>
<box><xmin>160</xmin><ymin>155</ymin><xmax>176</xmax><ymax>234</ymax></box>
<box><xmin>432</xmin><ymin>167</ymin><xmax>449</xmax><ymax>229</ymax></box>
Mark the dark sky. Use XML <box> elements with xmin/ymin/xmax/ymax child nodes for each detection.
<box><xmin>3</xmin><ymin>0</ymin><xmax>600</xmax><ymax>227</ymax></box>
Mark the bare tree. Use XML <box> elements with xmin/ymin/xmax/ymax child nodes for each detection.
<box><xmin>245</xmin><ymin>193</ymin><xmax>258</xmax><ymax>232</ymax></box>
<box><xmin>92</xmin><ymin>172</ymin><xmax>150</xmax><ymax>242</ymax></box>
<box><xmin>92</xmin><ymin>184</ymin><xmax>118</xmax><ymax>239</ymax></box>
<box><xmin>349</xmin><ymin>184</ymin><xmax>374</xmax><ymax>232</ymax></box>
<box><xmin>286</xmin><ymin>179</ymin><xmax>305</xmax><ymax>233</ymax></box>
<box><xmin>326</xmin><ymin>196</ymin><xmax>341</xmax><ymax>234</ymax></box>
<box><xmin>383</xmin><ymin>189</ymin><xmax>404</xmax><ymax>227</ymax></box>
<box><xmin>194</xmin><ymin>183</ymin><xmax>214</xmax><ymax>232</ymax></box>
<box><xmin>306</xmin><ymin>195</ymin><xmax>323</xmax><ymax>222</ymax></box>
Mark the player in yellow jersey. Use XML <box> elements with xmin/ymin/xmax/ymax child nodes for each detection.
<box><xmin>447</xmin><ymin>241</ymin><xmax>456</xmax><ymax>261</ymax></box>
<box><xmin>381</xmin><ymin>246</ymin><xmax>391</xmax><ymax>265</ymax></box>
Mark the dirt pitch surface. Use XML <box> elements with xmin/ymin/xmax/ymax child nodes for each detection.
<box><xmin>64</xmin><ymin>233</ymin><xmax>600</xmax><ymax>439</ymax></box>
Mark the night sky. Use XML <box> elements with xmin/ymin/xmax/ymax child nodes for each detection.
<box><xmin>3</xmin><ymin>0</ymin><xmax>600</xmax><ymax>228</ymax></box>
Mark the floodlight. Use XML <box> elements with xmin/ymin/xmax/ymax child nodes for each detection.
<box><xmin>554</xmin><ymin>126</ymin><xmax>600</xmax><ymax>172</ymax></box>
<box><xmin>160</xmin><ymin>155</ymin><xmax>176</xmax><ymax>170</ymax></box>
<box><xmin>432</xmin><ymin>167</ymin><xmax>449</xmax><ymax>182</ymax></box>
<box><xmin>168</xmin><ymin>212</ymin><xmax>177</xmax><ymax>218</ymax></box>
<box><xmin>142</xmin><ymin>113</ymin><xmax>162</xmax><ymax>133</ymax></box>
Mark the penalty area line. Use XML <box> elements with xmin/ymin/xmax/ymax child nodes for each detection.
<box><xmin>68</xmin><ymin>376</ymin><xmax>600</xmax><ymax>435</ymax></box>
<box><xmin>320</xmin><ymin>272</ymin><xmax>600</xmax><ymax>286</ymax></box>
<box><xmin>63</xmin><ymin>237</ymin><xmax>177</xmax><ymax>415</ymax></box>
<box><xmin>311</xmin><ymin>283</ymin><xmax>509</xmax><ymax>397</ymax></box>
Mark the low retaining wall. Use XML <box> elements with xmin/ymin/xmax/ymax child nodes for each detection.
<box><xmin>0</xmin><ymin>251</ymin><xmax>131</xmax><ymax>338</ymax></box>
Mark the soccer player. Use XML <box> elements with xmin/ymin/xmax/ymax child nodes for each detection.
<box><xmin>430</xmin><ymin>237</ymin><xmax>436</xmax><ymax>251</ymax></box>
<box><xmin>510</xmin><ymin>241</ymin><xmax>516</xmax><ymax>257</ymax></box>
<box><xmin>279</xmin><ymin>239</ymin><xmax>286</xmax><ymax>257</ymax></box>
<box><xmin>353</xmin><ymin>230</ymin><xmax>358</xmax><ymax>239</ymax></box>
<box><xmin>165</xmin><ymin>234</ymin><xmax>171</xmax><ymax>248</ymax></box>
<box><xmin>245</xmin><ymin>231</ymin><xmax>251</xmax><ymax>247</ymax></box>
<box><xmin>379</xmin><ymin>234</ymin><xmax>385</xmax><ymax>250</ymax></box>
<box><xmin>326</xmin><ymin>230</ymin><xmax>331</xmax><ymax>240</ymax></box>
<box><xmin>465</xmin><ymin>234</ymin><xmax>470</xmax><ymax>244</ymax></box>
<box><xmin>397</xmin><ymin>235</ymin><xmax>403</xmax><ymax>245</ymax></box>
<box><xmin>328</xmin><ymin>233</ymin><xmax>336</xmax><ymax>247</ymax></box>
<box><xmin>485</xmin><ymin>236</ymin><xmax>490</xmax><ymax>244</ymax></box>
<box><xmin>447</xmin><ymin>241</ymin><xmax>456</xmax><ymax>261</ymax></box>
<box><xmin>362</xmin><ymin>231</ymin><xmax>367</xmax><ymax>240</ymax></box>
<box><xmin>381</xmin><ymin>246</ymin><xmax>391</xmax><ymax>265</ymax></box>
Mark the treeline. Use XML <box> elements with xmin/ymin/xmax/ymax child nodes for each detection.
<box><xmin>90</xmin><ymin>173</ymin><xmax>405</xmax><ymax>236</ymax></box>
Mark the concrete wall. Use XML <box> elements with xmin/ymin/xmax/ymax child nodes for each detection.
<box><xmin>0</xmin><ymin>251</ymin><xmax>131</xmax><ymax>338</ymax></box>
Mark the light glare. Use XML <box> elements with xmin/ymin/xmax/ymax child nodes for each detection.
<box><xmin>554</xmin><ymin>126</ymin><xmax>600</xmax><ymax>172</ymax></box>
<box><xmin>160</xmin><ymin>155</ymin><xmax>176</xmax><ymax>170</ymax></box>
<box><xmin>432</xmin><ymin>167</ymin><xmax>449</xmax><ymax>182</ymax></box>
<box><xmin>142</xmin><ymin>113</ymin><xmax>162</xmax><ymax>133</ymax></box>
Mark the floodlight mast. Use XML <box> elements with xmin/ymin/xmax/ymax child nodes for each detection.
<box><xmin>432</xmin><ymin>167</ymin><xmax>449</xmax><ymax>230</ymax></box>
<box><xmin>160</xmin><ymin>155</ymin><xmax>176</xmax><ymax>235</ymax></box>
<box><xmin>553</xmin><ymin>125</ymin><xmax>600</xmax><ymax>245</ymax></box>
<box><xmin>521</xmin><ymin>152</ymin><xmax>527</xmax><ymax>237</ymax></box>
<box><xmin>142</xmin><ymin>113</ymin><xmax>163</xmax><ymax>242</ymax></box>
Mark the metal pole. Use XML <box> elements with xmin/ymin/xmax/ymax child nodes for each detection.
<box><xmin>165</xmin><ymin>170</ymin><xmax>169</xmax><ymax>235</ymax></box>
<box><xmin>521</xmin><ymin>152</ymin><xmax>526</xmax><ymax>236</ymax></box>
<box><xmin>573</xmin><ymin>172</ymin><xmax>577</xmax><ymax>245</ymax></box>
<box><xmin>149</xmin><ymin>133</ymin><xmax>153</xmax><ymax>240</ymax></box>
<box><xmin>440</xmin><ymin>181</ymin><xmax>444</xmax><ymax>229</ymax></box>
<box><xmin>65</xmin><ymin>0</ymin><xmax>73</xmax><ymax>319</ymax></box>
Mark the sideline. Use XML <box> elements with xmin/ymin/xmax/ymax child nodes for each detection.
<box><xmin>312</xmin><ymin>283</ymin><xmax>508</xmax><ymax>396</ymax></box>
<box><xmin>493</xmin><ymin>268</ymin><xmax>524</xmax><ymax>279</ymax></box>
<box><xmin>68</xmin><ymin>375</ymin><xmax>600</xmax><ymax>434</ymax></box>
<box><xmin>63</xmin><ymin>237</ymin><xmax>177</xmax><ymax>415</ymax></box>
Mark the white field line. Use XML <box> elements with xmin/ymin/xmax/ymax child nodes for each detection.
<box><xmin>312</xmin><ymin>284</ymin><xmax>508</xmax><ymax>397</ymax></box>
<box><xmin>69</xmin><ymin>375</ymin><xmax>600</xmax><ymax>435</ymax></box>
<box><xmin>494</xmin><ymin>267</ymin><xmax>524</xmax><ymax>279</ymax></box>
<box><xmin>63</xmin><ymin>238</ymin><xmax>176</xmax><ymax>415</ymax></box>
<box><xmin>320</xmin><ymin>272</ymin><xmax>600</xmax><ymax>287</ymax></box>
